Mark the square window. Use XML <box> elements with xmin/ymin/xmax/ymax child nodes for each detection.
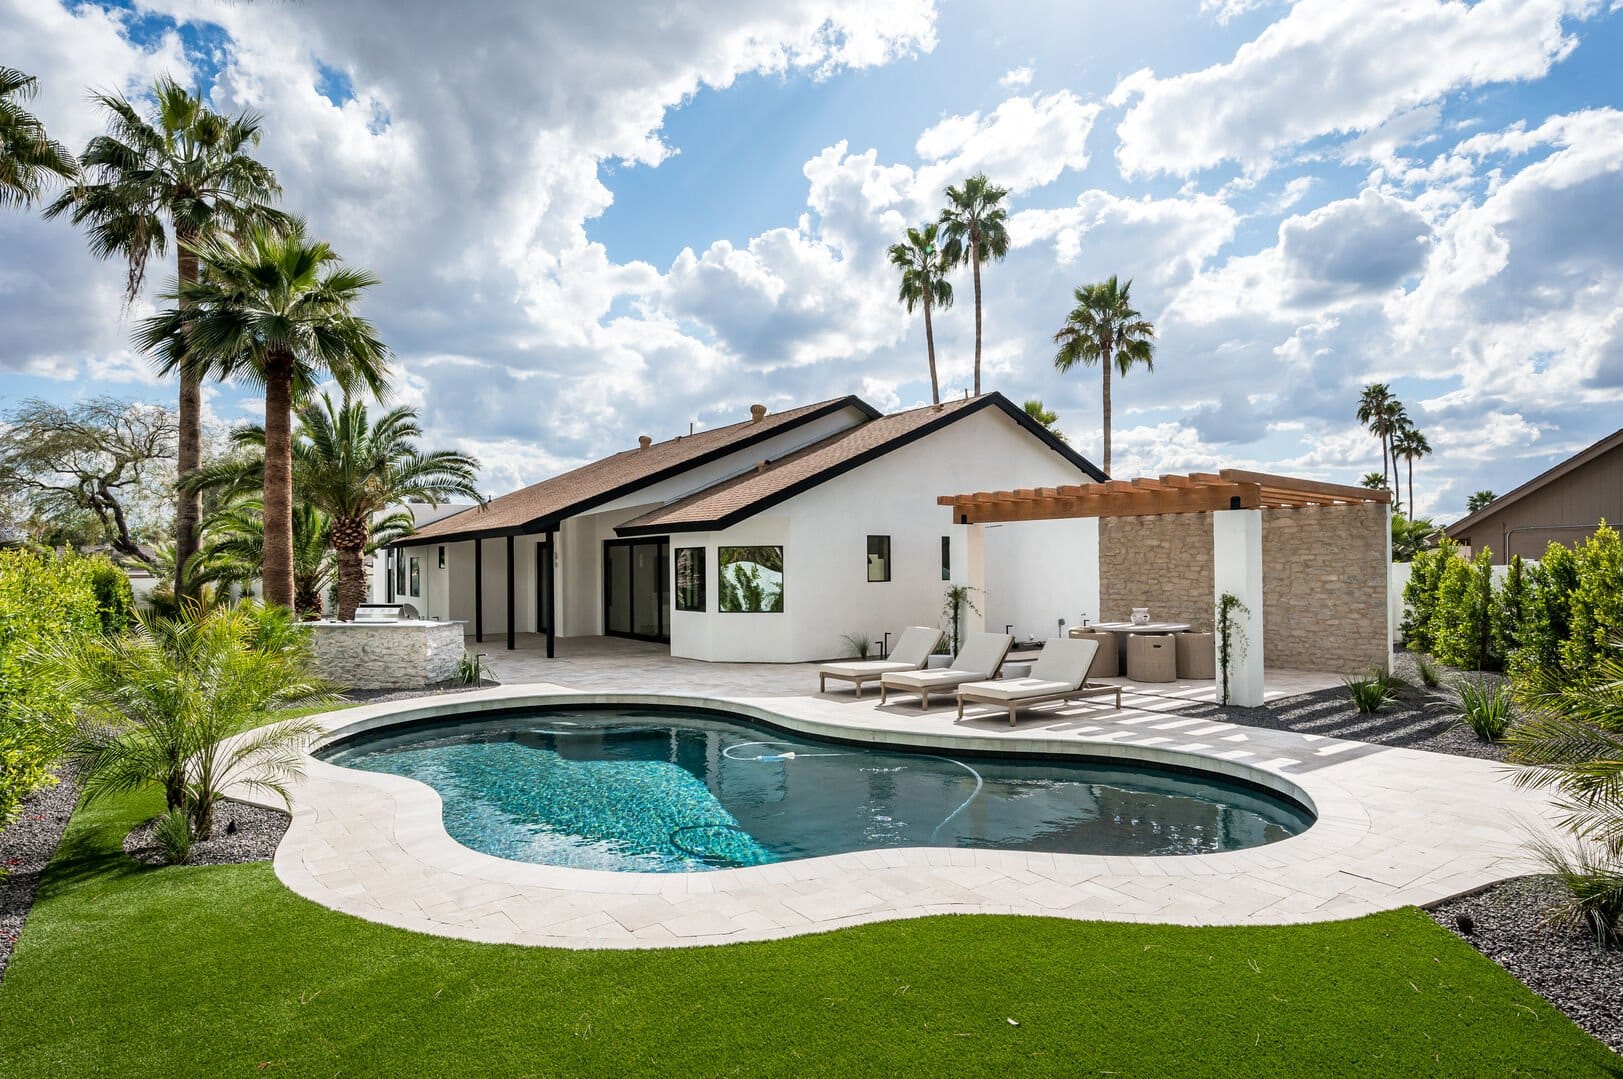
<box><xmin>674</xmin><ymin>547</ymin><xmax>706</xmax><ymax>612</ymax></box>
<box><xmin>941</xmin><ymin>536</ymin><xmax>951</xmax><ymax>581</ymax></box>
<box><xmin>718</xmin><ymin>546</ymin><xmax>783</xmax><ymax>612</ymax></box>
<box><xmin>866</xmin><ymin>535</ymin><xmax>891</xmax><ymax>583</ymax></box>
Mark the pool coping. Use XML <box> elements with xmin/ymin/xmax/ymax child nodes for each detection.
<box><xmin>249</xmin><ymin>683</ymin><xmax>1561</xmax><ymax>949</ymax></box>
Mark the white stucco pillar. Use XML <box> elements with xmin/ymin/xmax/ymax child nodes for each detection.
<box><xmin>964</xmin><ymin>522</ymin><xmax>987</xmax><ymax>635</ymax></box>
<box><xmin>1383</xmin><ymin>501</ymin><xmax>1395</xmax><ymax>671</ymax></box>
<box><xmin>1212</xmin><ymin>509</ymin><xmax>1265</xmax><ymax>707</ymax></box>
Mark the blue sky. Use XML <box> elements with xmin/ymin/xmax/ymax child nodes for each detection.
<box><xmin>4</xmin><ymin>0</ymin><xmax>1622</xmax><ymax>522</ymax></box>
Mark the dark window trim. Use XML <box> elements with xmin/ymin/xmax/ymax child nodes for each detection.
<box><xmin>717</xmin><ymin>545</ymin><xmax>785</xmax><ymax>614</ymax></box>
<box><xmin>674</xmin><ymin>546</ymin><xmax>706</xmax><ymax>612</ymax></box>
<box><xmin>866</xmin><ymin>535</ymin><xmax>891</xmax><ymax>583</ymax></box>
<box><xmin>941</xmin><ymin>535</ymin><xmax>951</xmax><ymax>581</ymax></box>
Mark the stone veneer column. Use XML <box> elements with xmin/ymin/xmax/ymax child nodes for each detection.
<box><xmin>1212</xmin><ymin>509</ymin><xmax>1265</xmax><ymax>707</ymax></box>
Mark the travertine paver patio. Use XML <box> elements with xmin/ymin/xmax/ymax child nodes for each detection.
<box><xmin>250</xmin><ymin>654</ymin><xmax>1563</xmax><ymax>950</ymax></box>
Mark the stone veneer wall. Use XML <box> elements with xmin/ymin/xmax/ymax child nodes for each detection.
<box><xmin>1098</xmin><ymin>503</ymin><xmax>1389</xmax><ymax>674</ymax></box>
<box><xmin>308</xmin><ymin>620</ymin><xmax>466</xmax><ymax>690</ymax></box>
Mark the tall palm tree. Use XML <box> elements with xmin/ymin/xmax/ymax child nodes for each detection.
<box><xmin>938</xmin><ymin>173</ymin><xmax>1010</xmax><ymax>395</ymax></box>
<box><xmin>1393</xmin><ymin>423</ymin><xmax>1432</xmax><ymax>518</ymax></box>
<box><xmin>0</xmin><ymin>67</ymin><xmax>76</xmax><ymax>208</ymax></box>
<box><xmin>46</xmin><ymin>78</ymin><xmax>288</xmax><ymax>603</ymax></box>
<box><xmin>1051</xmin><ymin>276</ymin><xmax>1156</xmax><ymax>476</ymax></box>
<box><xmin>888</xmin><ymin>223</ymin><xmax>953</xmax><ymax>404</ymax></box>
<box><xmin>137</xmin><ymin>224</ymin><xmax>390</xmax><ymax>609</ymax></box>
<box><xmin>1355</xmin><ymin>383</ymin><xmax>1406</xmax><ymax>492</ymax></box>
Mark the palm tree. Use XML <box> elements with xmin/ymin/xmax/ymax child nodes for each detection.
<box><xmin>1359</xmin><ymin>472</ymin><xmax>1387</xmax><ymax>490</ymax></box>
<box><xmin>1051</xmin><ymin>276</ymin><xmax>1156</xmax><ymax>477</ymax></box>
<box><xmin>46</xmin><ymin>78</ymin><xmax>288</xmax><ymax>604</ymax></box>
<box><xmin>0</xmin><ymin>67</ymin><xmax>76</xmax><ymax>208</ymax></box>
<box><xmin>888</xmin><ymin>223</ymin><xmax>953</xmax><ymax>404</ymax></box>
<box><xmin>138</xmin><ymin>224</ymin><xmax>390</xmax><ymax>610</ymax></box>
<box><xmin>1022</xmin><ymin>398</ymin><xmax>1065</xmax><ymax>441</ymax></box>
<box><xmin>1355</xmin><ymin>384</ymin><xmax>1410</xmax><ymax>492</ymax></box>
<box><xmin>1467</xmin><ymin>490</ymin><xmax>1498</xmax><ymax>513</ymax></box>
<box><xmin>34</xmin><ymin>603</ymin><xmax>333</xmax><ymax>838</ymax></box>
<box><xmin>938</xmin><ymin>174</ymin><xmax>1010</xmax><ymax>395</ymax></box>
<box><xmin>1393</xmin><ymin>423</ymin><xmax>1432</xmax><ymax>518</ymax></box>
<box><xmin>194</xmin><ymin>499</ymin><xmax>335</xmax><ymax>616</ymax></box>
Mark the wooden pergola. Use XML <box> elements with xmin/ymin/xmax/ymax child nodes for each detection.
<box><xmin>937</xmin><ymin>468</ymin><xmax>1390</xmax><ymax>525</ymax></box>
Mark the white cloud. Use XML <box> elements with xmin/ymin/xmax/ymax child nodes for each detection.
<box><xmin>1113</xmin><ymin>0</ymin><xmax>1597</xmax><ymax>177</ymax></box>
<box><xmin>999</xmin><ymin>65</ymin><xmax>1033</xmax><ymax>89</ymax></box>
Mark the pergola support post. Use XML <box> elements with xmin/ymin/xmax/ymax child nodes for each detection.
<box><xmin>1212</xmin><ymin>509</ymin><xmax>1265</xmax><ymax>707</ymax></box>
<box><xmin>474</xmin><ymin>538</ymin><xmax>484</xmax><ymax>644</ymax></box>
<box><xmin>964</xmin><ymin>523</ymin><xmax>987</xmax><ymax>637</ymax></box>
<box><xmin>506</xmin><ymin>534</ymin><xmax>516</xmax><ymax>651</ymax></box>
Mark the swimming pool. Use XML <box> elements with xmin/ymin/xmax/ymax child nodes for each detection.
<box><xmin>318</xmin><ymin>705</ymin><xmax>1315</xmax><ymax>872</ymax></box>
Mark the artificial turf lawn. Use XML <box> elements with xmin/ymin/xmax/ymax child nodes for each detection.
<box><xmin>0</xmin><ymin>788</ymin><xmax>1615</xmax><ymax>1078</ymax></box>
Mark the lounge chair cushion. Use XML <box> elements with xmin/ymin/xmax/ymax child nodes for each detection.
<box><xmin>887</xmin><ymin>626</ymin><xmax>945</xmax><ymax>668</ymax></box>
<box><xmin>957</xmin><ymin>677</ymin><xmax>1076</xmax><ymax>701</ymax></box>
<box><xmin>1027</xmin><ymin>637</ymin><xmax>1098</xmax><ymax>688</ymax></box>
<box><xmin>819</xmin><ymin>659</ymin><xmax>919</xmax><ymax>677</ymax></box>
<box><xmin>881</xmin><ymin>668</ymin><xmax>988</xmax><ymax>691</ymax></box>
<box><xmin>950</xmin><ymin>632</ymin><xmax>1015</xmax><ymax>678</ymax></box>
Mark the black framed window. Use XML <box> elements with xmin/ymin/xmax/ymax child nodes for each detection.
<box><xmin>866</xmin><ymin>535</ymin><xmax>891</xmax><ymax>582</ymax></box>
<box><xmin>674</xmin><ymin>547</ymin><xmax>706</xmax><ymax>611</ymax></box>
<box><xmin>437</xmin><ymin>545</ymin><xmax>445</xmax><ymax>569</ymax></box>
<box><xmin>941</xmin><ymin>536</ymin><xmax>951</xmax><ymax>581</ymax></box>
<box><xmin>718</xmin><ymin>546</ymin><xmax>783</xmax><ymax>612</ymax></box>
<box><xmin>395</xmin><ymin>551</ymin><xmax>407</xmax><ymax>594</ymax></box>
<box><xmin>408</xmin><ymin>556</ymin><xmax>421</xmax><ymax>597</ymax></box>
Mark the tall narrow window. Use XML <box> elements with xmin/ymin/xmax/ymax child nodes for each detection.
<box><xmin>437</xmin><ymin>545</ymin><xmax>445</xmax><ymax>569</ymax></box>
<box><xmin>941</xmin><ymin>536</ymin><xmax>951</xmax><ymax>581</ymax></box>
<box><xmin>866</xmin><ymin>535</ymin><xmax>891</xmax><ymax>582</ymax></box>
<box><xmin>674</xmin><ymin>547</ymin><xmax>706</xmax><ymax>612</ymax></box>
<box><xmin>395</xmin><ymin>551</ymin><xmax>407</xmax><ymax>595</ymax></box>
<box><xmin>409</xmin><ymin>556</ymin><xmax>421</xmax><ymax>597</ymax></box>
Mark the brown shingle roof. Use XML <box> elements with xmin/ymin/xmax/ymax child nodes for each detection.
<box><xmin>615</xmin><ymin>392</ymin><xmax>1102</xmax><ymax>536</ymax></box>
<box><xmin>1446</xmin><ymin>425</ymin><xmax>1623</xmax><ymax>538</ymax></box>
<box><xmin>403</xmin><ymin>396</ymin><xmax>874</xmax><ymax>544</ymax></box>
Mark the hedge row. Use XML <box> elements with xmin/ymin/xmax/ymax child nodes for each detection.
<box><xmin>1403</xmin><ymin>523</ymin><xmax>1623</xmax><ymax>676</ymax></box>
<box><xmin>0</xmin><ymin>550</ymin><xmax>124</xmax><ymax>821</ymax></box>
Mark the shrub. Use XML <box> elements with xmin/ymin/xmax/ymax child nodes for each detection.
<box><xmin>1413</xmin><ymin>654</ymin><xmax>1442</xmax><ymax>689</ymax></box>
<box><xmin>1402</xmin><ymin>541</ymin><xmax>1452</xmax><ymax>653</ymax></box>
<box><xmin>85</xmin><ymin>556</ymin><xmax>135</xmax><ymax>634</ymax></box>
<box><xmin>1513</xmin><ymin>543</ymin><xmax>1579</xmax><ymax>680</ymax></box>
<box><xmin>1493</xmin><ymin>555</ymin><xmax>1529</xmax><ymax>663</ymax></box>
<box><xmin>0</xmin><ymin>549</ymin><xmax>102</xmax><ymax>821</ymax></box>
<box><xmin>153</xmin><ymin>806</ymin><xmax>194</xmax><ymax>865</ymax></box>
<box><xmin>1455</xmin><ymin>678</ymin><xmax>1515</xmax><ymax>742</ymax></box>
<box><xmin>1562</xmin><ymin>523</ymin><xmax>1623</xmax><ymax>673</ymax></box>
<box><xmin>1531</xmin><ymin>838</ymin><xmax>1623</xmax><ymax>949</ymax></box>
<box><xmin>1345</xmin><ymin>671</ymin><xmax>1397</xmax><ymax>714</ymax></box>
<box><xmin>454</xmin><ymin>651</ymin><xmax>482</xmax><ymax>687</ymax></box>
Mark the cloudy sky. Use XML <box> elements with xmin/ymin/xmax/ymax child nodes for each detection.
<box><xmin>4</xmin><ymin>0</ymin><xmax>1622</xmax><ymax>520</ymax></box>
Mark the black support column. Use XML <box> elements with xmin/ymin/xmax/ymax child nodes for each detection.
<box><xmin>474</xmin><ymin>538</ymin><xmax>483</xmax><ymax>643</ymax></box>
<box><xmin>505</xmin><ymin>534</ymin><xmax>516</xmax><ymax>650</ymax></box>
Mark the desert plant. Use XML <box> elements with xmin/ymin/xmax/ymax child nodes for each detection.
<box><xmin>32</xmin><ymin>603</ymin><xmax>334</xmax><ymax>838</ymax></box>
<box><xmin>1455</xmin><ymin>678</ymin><xmax>1516</xmax><ymax>741</ymax></box>
<box><xmin>1345</xmin><ymin>671</ymin><xmax>1397</xmax><ymax>714</ymax></box>
<box><xmin>454</xmin><ymin>651</ymin><xmax>482</xmax><ymax>687</ymax></box>
<box><xmin>152</xmin><ymin>805</ymin><xmax>193</xmax><ymax>865</ymax></box>
<box><xmin>1413</xmin><ymin>653</ymin><xmax>1443</xmax><ymax>689</ymax></box>
<box><xmin>1530</xmin><ymin>837</ymin><xmax>1623</xmax><ymax>948</ymax></box>
<box><xmin>841</xmin><ymin>632</ymin><xmax>873</xmax><ymax>660</ymax></box>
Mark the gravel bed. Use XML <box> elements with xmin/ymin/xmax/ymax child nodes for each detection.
<box><xmin>123</xmin><ymin>799</ymin><xmax>290</xmax><ymax>867</ymax></box>
<box><xmin>0</xmin><ymin>771</ymin><xmax>80</xmax><ymax>983</ymax></box>
<box><xmin>1430</xmin><ymin>876</ymin><xmax>1623</xmax><ymax>1055</ymax></box>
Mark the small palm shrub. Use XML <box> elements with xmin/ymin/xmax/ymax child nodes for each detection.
<box><xmin>1531</xmin><ymin>837</ymin><xmax>1623</xmax><ymax>948</ymax></box>
<box><xmin>152</xmin><ymin>806</ymin><xmax>193</xmax><ymax>865</ymax></box>
<box><xmin>31</xmin><ymin>603</ymin><xmax>335</xmax><ymax>839</ymax></box>
<box><xmin>1455</xmin><ymin>678</ymin><xmax>1515</xmax><ymax>741</ymax></box>
<box><xmin>1344</xmin><ymin>672</ymin><xmax>1397</xmax><ymax>714</ymax></box>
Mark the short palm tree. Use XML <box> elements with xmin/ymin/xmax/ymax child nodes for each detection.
<box><xmin>194</xmin><ymin>499</ymin><xmax>336</xmax><ymax>617</ymax></box>
<box><xmin>34</xmin><ymin>603</ymin><xmax>334</xmax><ymax>838</ymax></box>
<box><xmin>1393</xmin><ymin>423</ymin><xmax>1432</xmax><ymax>517</ymax></box>
<box><xmin>1052</xmin><ymin>276</ymin><xmax>1155</xmax><ymax>477</ymax></box>
<box><xmin>0</xmin><ymin>67</ymin><xmax>76</xmax><ymax>208</ymax></box>
<box><xmin>1022</xmin><ymin>398</ymin><xmax>1065</xmax><ymax>441</ymax></box>
<box><xmin>938</xmin><ymin>174</ymin><xmax>1009</xmax><ymax>395</ymax></box>
<box><xmin>137</xmin><ymin>223</ymin><xmax>391</xmax><ymax>610</ymax></box>
<box><xmin>1360</xmin><ymin>472</ymin><xmax>1387</xmax><ymax>490</ymax></box>
<box><xmin>888</xmin><ymin>223</ymin><xmax>953</xmax><ymax>404</ymax></box>
<box><xmin>46</xmin><ymin>78</ymin><xmax>288</xmax><ymax>602</ymax></box>
<box><xmin>1467</xmin><ymin>490</ymin><xmax>1498</xmax><ymax>513</ymax></box>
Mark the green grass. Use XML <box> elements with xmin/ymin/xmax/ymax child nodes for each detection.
<box><xmin>0</xmin><ymin>788</ymin><xmax>1616</xmax><ymax>1078</ymax></box>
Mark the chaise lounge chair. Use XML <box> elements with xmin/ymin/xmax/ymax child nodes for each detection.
<box><xmin>878</xmin><ymin>632</ymin><xmax>1014</xmax><ymax>710</ymax></box>
<box><xmin>955</xmin><ymin>637</ymin><xmax>1122</xmax><ymax>726</ymax></box>
<box><xmin>817</xmin><ymin>626</ymin><xmax>945</xmax><ymax>698</ymax></box>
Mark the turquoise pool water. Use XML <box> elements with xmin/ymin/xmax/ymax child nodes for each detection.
<box><xmin>319</xmin><ymin>706</ymin><xmax>1314</xmax><ymax>872</ymax></box>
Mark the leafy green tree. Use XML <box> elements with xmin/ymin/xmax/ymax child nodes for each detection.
<box><xmin>1022</xmin><ymin>399</ymin><xmax>1065</xmax><ymax>441</ymax></box>
<box><xmin>36</xmin><ymin>603</ymin><xmax>333</xmax><ymax>837</ymax></box>
<box><xmin>1428</xmin><ymin>545</ymin><xmax>1496</xmax><ymax>670</ymax></box>
<box><xmin>938</xmin><ymin>174</ymin><xmax>1009</xmax><ymax>395</ymax></box>
<box><xmin>1402</xmin><ymin>540</ymin><xmax>1450</xmax><ymax>652</ymax></box>
<box><xmin>1466</xmin><ymin>490</ymin><xmax>1498</xmax><ymax>513</ymax></box>
<box><xmin>1494</xmin><ymin>555</ymin><xmax>1529</xmax><ymax>664</ymax></box>
<box><xmin>1392</xmin><ymin>423</ymin><xmax>1431</xmax><ymax>518</ymax></box>
<box><xmin>46</xmin><ymin>78</ymin><xmax>289</xmax><ymax>604</ymax></box>
<box><xmin>1514</xmin><ymin>543</ymin><xmax>1580</xmax><ymax>679</ymax></box>
<box><xmin>0</xmin><ymin>67</ymin><xmax>76</xmax><ymax>208</ymax></box>
<box><xmin>888</xmin><ymin>223</ymin><xmax>953</xmax><ymax>405</ymax></box>
<box><xmin>1563</xmin><ymin>523</ymin><xmax>1623</xmax><ymax>672</ymax></box>
<box><xmin>139</xmin><ymin>224</ymin><xmax>391</xmax><ymax>610</ymax></box>
<box><xmin>1052</xmin><ymin>276</ymin><xmax>1156</xmax><ymax>477</ymax></box>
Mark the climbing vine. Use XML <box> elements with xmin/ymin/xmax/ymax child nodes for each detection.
<box><xmin>1216</xmin><ymin>591</ymin><xmax>1249</xmax><ymax>706</ymax></box>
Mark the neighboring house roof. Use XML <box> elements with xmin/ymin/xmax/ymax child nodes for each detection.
<box><xmin>1445</xmin><ymin>425</ymin><xmax>1623</xmax><ymax>539</ymax></box>
<box><xmin>400</xmin><ymin>396</ymin><xmax>878</xmax><ymax>545</ymax></box>
<box><xmin>616</xmin><ymin>392</ymin><xmax>1104</xmax><ymax>537</ymax></box>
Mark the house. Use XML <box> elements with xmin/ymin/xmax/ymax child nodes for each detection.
<box><xmin>376</xmin><ymin>392</ymin><xmax>1106</xmax><ymax>662</ymax></box>
<box><xmin>1446</xmin><ymin>426</ymin><xmax>1623</xmax><ymax>563</ymax></box>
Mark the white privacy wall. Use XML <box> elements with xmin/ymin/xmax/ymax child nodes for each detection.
<box><xmin>669</xmin><ymin>406</ymin><xmax>1100</xmax><ymax>663</ymax></box>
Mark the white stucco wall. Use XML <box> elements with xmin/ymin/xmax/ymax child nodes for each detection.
<box><xmin>668</xmin><ymin>406</ymin><xmax>1099</xmax><ymax>663</ymax></box>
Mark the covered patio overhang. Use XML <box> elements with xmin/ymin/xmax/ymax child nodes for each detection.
<box><xmin>939</xmin><ymin>469</ymin><xmax>1392</xmax><ymax>706</ymax></box>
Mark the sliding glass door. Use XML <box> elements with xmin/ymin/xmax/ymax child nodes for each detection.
<box><xmin>603</xmin><ymin>537</ymin><xmax>669</xmax><ymax>641</ymax></box>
